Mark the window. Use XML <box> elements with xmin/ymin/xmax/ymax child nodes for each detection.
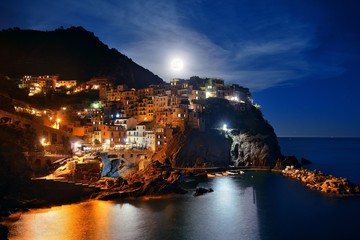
<box><xmin>51</xmin><ymin>133</ymin><xmax>57</xmax><ymax>143</ymax></box>
<box><xmin>157</xmin><ymin>141</ymin><xmax>161</xmax><ymax>145</ymax></box>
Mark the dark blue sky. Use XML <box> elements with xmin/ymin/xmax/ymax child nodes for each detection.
<box><xmin>1</xmin><ymin>0</ymin><xmax>359</xmax><ymax>137</ymax></box>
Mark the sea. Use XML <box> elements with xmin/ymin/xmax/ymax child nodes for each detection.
<box><xmin>4</xmin><ymin>137</ymin><xmax>360</xmax><ymax>240</ymax></box>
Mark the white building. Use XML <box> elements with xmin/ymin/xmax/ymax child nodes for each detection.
<box><xmin>126</xmin><ymin>125</ymin><xmax>146</xmax><ymax>148</ymax></box>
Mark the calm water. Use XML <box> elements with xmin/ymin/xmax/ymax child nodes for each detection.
<box><xmin>278</xmin><ymin>137</ymin><xmax>360</xmax><ymax>183</ymax></box>
<box><xmin>5</xmin><ymin>138</ymin><xmax>360</xmax><ymax>240</ymax></box>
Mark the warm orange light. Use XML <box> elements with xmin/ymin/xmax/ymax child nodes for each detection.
<box><xmin>40</xmin><ymin>138</ymin><xmax>49</xmax><ymax>146</ymax></box>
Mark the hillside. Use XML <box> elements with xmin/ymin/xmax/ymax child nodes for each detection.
<box><xmin>152</xmin><ymin>98</ymin><xmax>285</xmax><ymax>168</ymax></box>
<box><xmin>0</xmin><ymin>27</ymin><xmax>163</xmax><ymax>88</ymax></box>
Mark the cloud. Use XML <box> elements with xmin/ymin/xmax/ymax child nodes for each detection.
<box><xmin>1</xmin><ymin>0</ymin><xmax>346</xmax><ymax>91</ymax></box>
<box><xmin>102</xmin><ymin>1</ymin><xmax>314</xmax><ymax>91</ymax></box>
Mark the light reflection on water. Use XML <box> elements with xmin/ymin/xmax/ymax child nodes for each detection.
<box><xmin>6</xmin><ymin>176</ymin><xmax>260</xmax><ymax>240</ymax></box>
<box><xmin>6</xmin><ymin>173</ymin><xmax>360</xmax><ymax>240</ymax></box>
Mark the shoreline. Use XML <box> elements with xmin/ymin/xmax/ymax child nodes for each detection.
<box><xmin>2</xmin><ymin>166</ymin><xmax>359</xmax><ymax>219</ymax></box>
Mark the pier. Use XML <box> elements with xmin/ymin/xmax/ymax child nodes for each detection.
<box><xmin>174</xmin><ymin>166</ymin><xmax>278</xmax><ymax>175</ymax></box>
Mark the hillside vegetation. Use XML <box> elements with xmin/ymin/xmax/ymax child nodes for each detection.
<box><xmin>0</xmin><ymin>27</ymin><xmax>163</xmax><ymax>88</ymax></box>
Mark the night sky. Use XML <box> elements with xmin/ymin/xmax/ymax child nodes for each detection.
<box><xmin>1</xmin><ymin>0</ymin><xmax>359</xmax><ymax>137</ymax></box>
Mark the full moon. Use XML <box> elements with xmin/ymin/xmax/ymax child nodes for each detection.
<box><xmin>170</xmin><ymin>58</ymin><xmax>184</xmax><ymax>71</ymax></box>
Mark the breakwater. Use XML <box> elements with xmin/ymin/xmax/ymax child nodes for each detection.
<box><xmin>282</xmin><ymin>166</ymin><xmax>360</xmax><ymax>194</ymax></box>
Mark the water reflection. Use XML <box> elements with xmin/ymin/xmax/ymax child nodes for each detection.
<box><xmin>9</xmin><ymin>173</ymin><xmax>359</xmax><ymax>240</ymax></box>
<box><xmin>6</xmin><ymin>176</ymin><xmax>262</xmax><ymax>240</ymax></box>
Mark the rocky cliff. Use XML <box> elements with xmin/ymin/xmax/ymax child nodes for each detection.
<box><xmin>173</xmin><ymin>129</ymin><xmax>232</xmax><ymax>167</ymax></box>
<box><xmin>162</xmin><ymin>98</ymin><xmax>284</xmax><ymax>168</ymax></box>
<box><xmin>94</xmin><ymin>161</ymin><xmax>187</xmax><ymax>200</ymax></box>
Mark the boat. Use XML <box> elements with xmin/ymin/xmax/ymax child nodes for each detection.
<box><xmin>226</xmin><ymin>171</ymin><xmax>238</xmax><ymax>175</ymax></box>
<box><xmin>207</xmin><ymin>173</ymin><xmax>216</xmax><ymax>178</ymax></box>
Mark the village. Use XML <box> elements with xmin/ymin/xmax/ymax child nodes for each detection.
<box><xmin>1</xmin><ymin>75</ymin><xmax>254</xmax><ymax>178</ymax></box>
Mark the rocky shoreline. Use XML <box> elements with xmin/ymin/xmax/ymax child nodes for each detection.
<box><xmin>93</xmin><ymin>161</ymin><xmax>187</xmax><ymax>200</ymax></box>
<box><xmin>2</xmin><ymin>164</ymin><xmax>359</xmax><ymax>239</ymax></box>
<box><xmin>282</xmin><ymin>166</ymin><xmax>360</xmax><ymax>195</ymax></box>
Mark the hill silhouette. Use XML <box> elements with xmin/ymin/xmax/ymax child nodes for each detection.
<box><xmin>0</xmin><ymin>26</ymin><xmax>163</xmax><ymax>88</ymax></box>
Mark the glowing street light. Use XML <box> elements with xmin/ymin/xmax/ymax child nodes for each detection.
<box><xmin>40</xmin><ymin>138</ymin><xmax>49</xmax><ymax>146</ymax></box>
<box><xmin>223</xmin><ymin>124</ymin><xmax>227</xmax><ymax>131</ymax></box>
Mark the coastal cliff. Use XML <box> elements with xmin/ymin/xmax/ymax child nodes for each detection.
<box><xmin>173</xmin><ymin>129</ymin><xmax>232</xmax><ymax>167</ymax></box>
<box><xmin>158</xmin><ymin>98</ymin><xmax>284</xmax><ymax>169</ymax></box>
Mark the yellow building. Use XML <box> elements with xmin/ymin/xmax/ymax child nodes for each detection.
<box><xmin>55</xmin><ymin>80</ymin><xmax>77</xmax><ymax>89</ymax></box>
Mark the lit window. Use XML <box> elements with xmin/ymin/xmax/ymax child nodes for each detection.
<box><xmin>157</xmin><ymin>141</ymin><xmax>161</xmax><ymax>145</ymax></box>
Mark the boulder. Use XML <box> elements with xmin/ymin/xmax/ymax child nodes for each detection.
<box><xmin>193</xmin><ymin>187</ymin><xmax>214</xmax><ymax>197</ymax></box>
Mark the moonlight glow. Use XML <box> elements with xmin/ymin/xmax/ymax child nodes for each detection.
<box><xmin>170</xmin><ymin>58</ymin><xmax>184</xmax><ymax>71</ymax></box>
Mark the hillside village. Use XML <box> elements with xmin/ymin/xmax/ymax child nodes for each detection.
<box><xmin>1</xmin><ymin>75</ymin><xmax>254</xmax><ymax>174</ymax></box>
